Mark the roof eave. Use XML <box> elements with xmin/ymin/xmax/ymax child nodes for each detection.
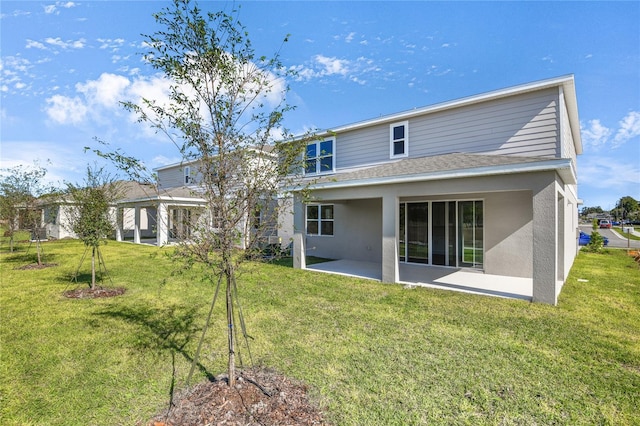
<box><xmin>293</xmin><ymin>159</ymin><xmax>575</xmax><ymax>191</ymax></box>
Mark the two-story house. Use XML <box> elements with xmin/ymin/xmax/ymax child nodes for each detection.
<box><xmin>114</xmin><ymin>146</ymin><xmax>281</xmax><ymax>248</ymax></box>
<box><xmin>288</xmin><ymin>75</ymin><xmax>582</xmax><ymax>305</ymax></box>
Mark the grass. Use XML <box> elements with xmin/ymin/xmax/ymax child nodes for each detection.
<box><xmin>615</xmin><ymin>227</ymin><xmax>640</xmax><ymax>241</ymax></box>
<box><xmin>1</xmin><ymin>239</ymin><xmax>639</xmax><ymax>425</ymax></box>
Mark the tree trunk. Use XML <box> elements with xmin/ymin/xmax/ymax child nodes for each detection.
<box><xmin>91</xmin><ymin>246</ymin><xmax>96</xmax><ymax>289</ymax></box>
<box><xmin>226</xmin><ymin>263</ymin><xmax>236</xmax><ymax>387</ymax></box>
<box><xmin>36</xmin><ymin>238</ymin><xmax>42</xmax><ymax>266</ymax></box>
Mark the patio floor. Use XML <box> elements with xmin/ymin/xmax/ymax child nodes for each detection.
<box><xmin>306</xmin><ymin>259</ymin><xmax>533</xmax><ymax>301</ymax></box>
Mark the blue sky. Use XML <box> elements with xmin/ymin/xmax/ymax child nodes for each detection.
<box><xmin>1</xmin><ymin>1</ymin><xmax>639</xmax><ymax>210</ymax></box>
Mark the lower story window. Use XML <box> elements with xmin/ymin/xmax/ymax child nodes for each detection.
<box><xmin>306</xmin><ymin>204</ymin><xmax>334</xmax><ymax>236</ymax></box>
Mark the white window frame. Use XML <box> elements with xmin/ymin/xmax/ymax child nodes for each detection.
<box><xmin>390</xmin><ymin>121</ymin><xmax>409</xmax><ymax>159</ymax></box>
<box><xmin>305</xmin><ymin>138</ymin><xmax>335</xmax><ymax>175</ymax></box>
<box><xmin>305</xmin><ymin>204</ymin><xmax>334</xmax><ymax>236</ymax></box>
<box><xmin>184</xmin><ymin>166</ymin><xmax>191</xmax><ymax>185</ymax></box>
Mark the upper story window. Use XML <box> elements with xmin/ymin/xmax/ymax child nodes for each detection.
<box><xmin>305</xmin><ymin>139</ymin><xmax>335</xmax><ymax>175</ymax></box>
<box><xmin>390</xmin><ymin>121</ymin><xmax>409</xmax><ymax>158</ymax></box>
<box><xmin>184</xmin><ymin>166</ymin><xmax>192</xmax><ymax>184</ymax></box>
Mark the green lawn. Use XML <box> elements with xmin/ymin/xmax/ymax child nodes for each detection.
<box><xmin>1</xmin><ymin>239</ymin><xmax>639</xmax><ymax>425</ymax></box>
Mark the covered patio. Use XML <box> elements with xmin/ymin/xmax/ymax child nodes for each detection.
<box><xmin>306</xmin><ymin>259</ymin><xmax>534</xmax><ymax>301</ymax></box>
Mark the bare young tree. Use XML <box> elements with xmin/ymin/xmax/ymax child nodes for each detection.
<box><xmin>64</xmin><ymin>165</ymin><xmax>123</xmax><ymax>289</ymax></box>
<box><xmin>97</xmin><ymin>0</ymin><xmax>309</xmax><ymax>387</ymax></box>
<box><xmin>0</xmin><ymin>163</ymin><xmax>57</xmax><ymax>264</ymax></box>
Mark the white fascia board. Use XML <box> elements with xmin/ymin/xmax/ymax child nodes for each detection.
<box><xmin>292</xmin><ymin>159</ymin><xmax>575</xmax><ymax>191</ymax></box>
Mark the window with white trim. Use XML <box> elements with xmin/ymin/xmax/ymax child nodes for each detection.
<box><xmin>306</xmin><ymin>204</ymin><xmax>334</xmax><ymax>236</ymax></box>
<box><xmin>305</xmin><ymin>139</ymin><xmax>334</xmax><ymax>174</ymax></box>
<box><xmin>390</xmin><ymin>121</ymin><xmax>408</xmax><ymax>158</ymax></box>
<box><xmin>184</xmin><ymin>166</ymin><xmax>192</xmax><ymax>184</ymax></box>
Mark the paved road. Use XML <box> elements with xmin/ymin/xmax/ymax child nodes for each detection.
<box><xmin>579</xmin><ymin>225</ymin><xmax>640</xmax><ymax>249</ymax></box>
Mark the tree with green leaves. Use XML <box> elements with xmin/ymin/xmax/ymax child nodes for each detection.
<box><xmin>95</xmin><ymin>0</ymin><xmax>310</xmax><ymax>387</ymax></box>
<box><xmin>64</xmin><ymin>165</ymin><xmax>123</xmax><ymax>289</ymax></box>
<box><xmin>0</xmin><ymin>163</ymin><xmax>56</xmax><ymax>263</ymax></box>
<box><xmin>613</xmin><ymin>196</ymin><xmax>639</xmax><ymax>221</ymax></box>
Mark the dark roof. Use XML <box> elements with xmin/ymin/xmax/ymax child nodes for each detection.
<box><xmin>304</xmin><ymin>153</ymin><xmax>573</xmax><ymax>188</ymax></box>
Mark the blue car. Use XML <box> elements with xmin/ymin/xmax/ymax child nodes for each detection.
<box><xmin>579</xmin><ymin>231</ymin><xmax>609</xmax><ymax>246</ymax></box>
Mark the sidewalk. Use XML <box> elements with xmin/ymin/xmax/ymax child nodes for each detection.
<box><xmin>611</xmin><ymin>227</ymin><xmax>640</xmax><ymax>239</ymax></box>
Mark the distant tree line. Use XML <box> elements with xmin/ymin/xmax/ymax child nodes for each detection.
<box><xmin>580</xmin><ymin>196</ymin><xmax>640</xmax><ymax>223</ymax></box>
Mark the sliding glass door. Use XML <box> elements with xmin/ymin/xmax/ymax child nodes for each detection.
<box><xmin>399</xmin><ymin>200</ymin><xmax>483</xmax><ymax>269</ymax></box>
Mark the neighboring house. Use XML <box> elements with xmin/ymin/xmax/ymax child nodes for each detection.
<box><xmin>128</xmin><ymin>146</ymin><xmax>281</xmax><ymax>248</ymax></box>
<box><xmin>114</xmin><ymin>177</ymin><xmax>205</xmax><ymax>246</ymax></box>
<box><xmin>43</xmin><ymin>181</ymin><xmax>164</xmax><ymax>242</ymax></box>
<box><xmin>288</xmin><ymin>75</ymin><xmax>583</xmax><ymax>305</ymax></box>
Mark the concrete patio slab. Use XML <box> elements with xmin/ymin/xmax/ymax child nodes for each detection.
<box><xmin>306</xmin><ymin>259</ymin><xmax>533</xmax><ymax>301</ymax></box>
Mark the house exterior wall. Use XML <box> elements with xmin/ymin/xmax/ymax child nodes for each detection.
<box><xmin>334</xmin><ymin>88</ymin><xmax>562</xmax><ymax>171</ymax></box>
<box><xmin>302</xmin><ymin>170</ymin><xmax>561</xmax><ymax>281</ymax></box>
<box><xmin>157</xmin><ymin>160</ymin><xmax>202</xmax><ymax>189</ymax></box>
<box><xmin>305</xmin><ymin>198</ymin><xmax>382</xmax><ymax>262</ymax></box>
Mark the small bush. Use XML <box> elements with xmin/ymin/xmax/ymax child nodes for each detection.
<box><xmin>584</xmin><ymin>230</ymin><xmax>606</xmax><ymax>252</ymax></box>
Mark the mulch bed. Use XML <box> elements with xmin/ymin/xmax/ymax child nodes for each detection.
<box><xmin>63</xmin><ymin>286</ymin><xmax>126</xmax><ymax>299</ymax></box>
<box><xmin>148</xmin><ymin>367</ymin><xmax>329</xmax><ymax>426</ymax></box>
<box><xmin>14</xmin><ymin>263</ymin><xmax>58</xmax><ymax>270</ymax></box>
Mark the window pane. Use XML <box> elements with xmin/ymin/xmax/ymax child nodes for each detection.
<box><xmin>306</xmin><ymin>143</ymin><xmax>317</xmax><ymax>158</ymax></box>
<box><xmin>320</xmin><ymin>156</ymin><xmax>332</xmax><ymax>172</ymax></box>
<box><xmin>321</xmin><ymin>205</ymin><xmax>333</xmax><ymax>219</ymax></box>
<box><xmin>306</xmin><ymin>205</ymin><xmax>319</xmax><ymax>220</ymax></box>
<box><xmin>407</xmin><ymin>202</ymin><xmax>428</xmax><ymax>263</ymax></box>
<box><xmin>306</xmin><ymin>221</ymin><xmax>318</xmax><ymax>235</ymax></box>
<box><xmin>321</xmin><ymin>220</ymin><xmax>334</xmax><ymax>236</ymax></box>
<box><xmin>393</xmin><ymin>140</ymin><xmax>405</xmax><ymax>156</ymax></box>
<box><xmin>305</xmin><ymin>159</ymin><xmax>316</xmax><ymax>174</ymax></box>
<box><xmin>319</xmin><ymin>140</ymin><xmax>333</xmax><ymax>155</ymax></box>
<box><xmin>393</xmin><ymin>125</ymin><xmax>404</xmax><ymax>140</ymax></box>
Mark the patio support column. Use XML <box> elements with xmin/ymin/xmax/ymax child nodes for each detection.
<box><xmin>133</xmin><ymin>205</ymin><xmax>141</xmax><ymax>244</ymax></box>
<box><xmin>157</xmin><ymin>202</ymin><xmax>169</xmax><ymax>246</ymax></box>
<box><xmin>532</xmin><ymin>180</ymin><xmax>558</xmax><ymax>305</ymax></box>
<box><xmin>292</xmin><ymin>194</ymin><xmax>306</xmax><ymax>269</ymax></box>
<box><xmin>115</xmin><ymin>207</ymin><xmax>123</xmax><ymax>242</ymax></box>
<box><xmin>381</xmin><ymin>194</ymin><xmax>398</xmax><ymax>283</ymax></box>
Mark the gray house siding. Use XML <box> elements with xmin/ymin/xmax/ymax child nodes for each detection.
<box><xmin>334</xmin><ymin>88</ymin><xmax>561</xmax><ymax>171</ymax></box>
<box><xmin>157</xmin><ymin>161</ymin><xmax>202</xmax><ymax>189</ymax></box>
<box><xmin>158</xmin><ymin>165</ymin><xmax>186</xmax><ymax>189</ymax></box>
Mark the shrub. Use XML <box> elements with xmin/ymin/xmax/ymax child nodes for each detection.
<box><xmin>584</xmin><ymin>230</ymin><xmax>606</xmax><ymax>252</ymax></box>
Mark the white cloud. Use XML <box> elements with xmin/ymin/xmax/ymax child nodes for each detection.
<box><xmin>290</xmin><ymin>55</ymin><xmax>353</xmax><ymax>82</ymax></box>
<box><xmin>345</xmin><ymin>32</ymin><xmax>356</xmax><ymax>43</ymax></box>
<box><xmin>26</xmin><ymin>40</ymin><xmax>47</xmax><ymax>50</ymax></box>
<box><xmin>581</xmin><ymin>119</ymin><xmax>612</xmax><ymax>148</ymax></box>
<box><xmin>613</xmin><ymin>111</ymin><xmax>640</xmax><ymax>147</ymax></box>
<box><xmin>315</xmin><ymin>55</ymin><xmax>350</xmax><ymax>76</ymax></box>
<box><xmin>581</xmin><ymin>111</ymin><xmax>640</xmax><ymax>150</ymax></box>
<box><xmin>44</xmin><ymin>37</ymin><xmax>85</xmax><ymax>49</ymax></box>
<box><xmin>579</xmin><ymin>156</ymin><xmax>640</xmax><ymax>190</ymax></box>
<box><xmin>151</xmin><ymin>155</ymin><xmax>182</xmax><ymax>167</ymax></box>
<box><xmin>44</xmin><ymin>1</ymin><xmax>77</xmax><ymax>15</ymax></box>
<box><xmin>45</xmin><ymin>94</ymin><xmax>87</xmax><ymax>124</ymax></box>
<box><xmin>98</xmin><ymin>38</ymin><xmax>126</xmax><ymax>51</ymax></box>
<box><xmin>76</xmin><ymin>73</ymin><xmax>131</xmax><ymax>109</ymax></box>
